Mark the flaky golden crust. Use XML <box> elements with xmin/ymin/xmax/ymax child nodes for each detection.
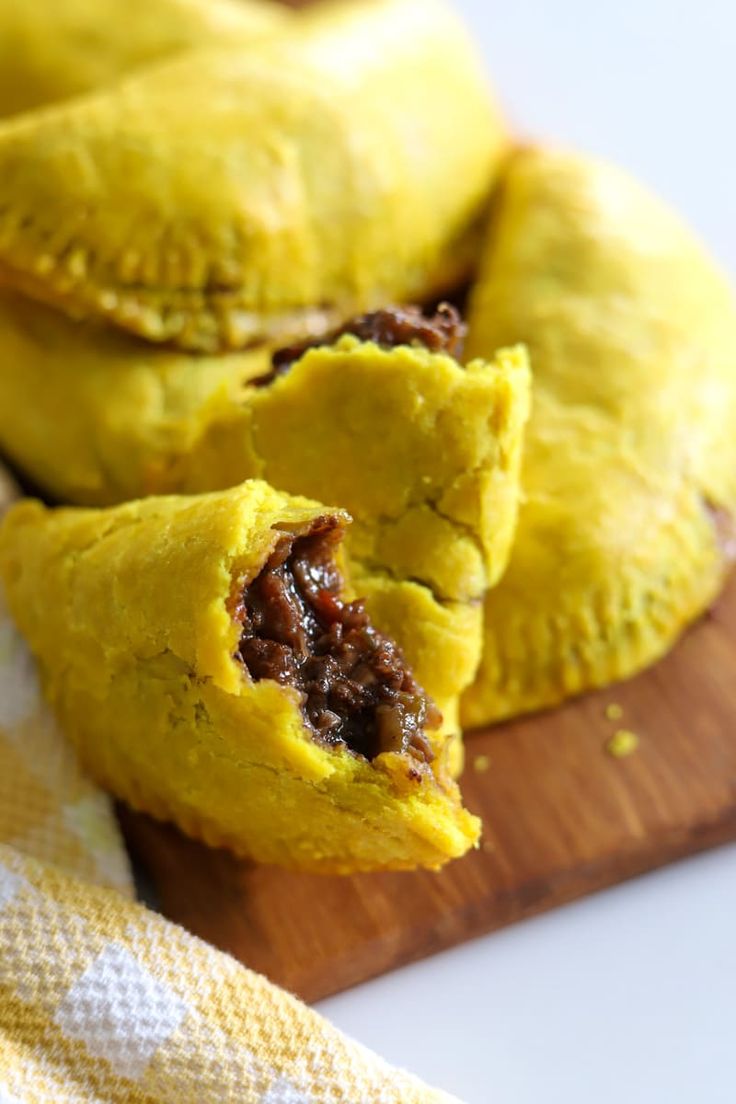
<box><xmin>0</xmin><ymin>483</ymin><xmax>480</xmax><ymax>872</ymax></box>
<box><xmin>461</xmin><ymin>148</ymin><xmax>736</xmax><ymax>726</ymax></box>
<box><xmin>0</xmin><ymin>0</ymin><xmax>506</xmax><ymax>350</ymax></box>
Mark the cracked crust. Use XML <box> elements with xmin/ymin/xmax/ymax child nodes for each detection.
<box><xmin>230</xmin><ymin>337</ymin><xmax>531</xmax><ymax>765</ymax></box>
<box><xmin>0</xmin><ymin>482</ymin><xmax>480</xmax><ymax>872</ymax></box>
<box><xmin>0</xmin><ymin>0</ymin><xmax>506</xmax><ymax>351</ymax></box>
<box><xmin>461</xmin><ymin>148</ymin><xmax>736</xmax><ymax>726</ymax></box>
<box><xmin>0</xmin><ymin>0</ymin><xmax>289</xmax><ymax>119</ymax></box>
<box><xmin>0</xmin><ymin>294</ymin><xmax>530</xmax><ymax>768</ymax></box>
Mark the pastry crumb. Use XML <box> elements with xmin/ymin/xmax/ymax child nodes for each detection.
<box><xmin>605</xmin><ymin>702</ymin><xmax>623</xmax><ymax>721</ymax></box>
<box><xmin>473</xmin><ymin>754</ymin><xmax>491</xmax><ymax>773</ymax></box>
<box><xmin>606</xmin><ymin>729</ymin><xmax>639</xmax><ymax>758</ymax></box>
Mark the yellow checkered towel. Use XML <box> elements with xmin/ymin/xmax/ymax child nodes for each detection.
<box><xmin>0</xmin><ymin>469</ymin><xmax>460</xmax><ymax>1104</ymax></box>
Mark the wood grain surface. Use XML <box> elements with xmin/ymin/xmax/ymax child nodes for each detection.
<box><xmin>120</xmin><ymin>573</ymin><xmax>736</xmax><ymax>1004</ymax></box>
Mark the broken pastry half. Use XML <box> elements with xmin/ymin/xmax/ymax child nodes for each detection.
<box><xmin>461</xmin><ymin>148</ymin><xmax>736</xmax><ymax>726</ymax></box>
<box><xmin>201</xmin><ymin>307</ymin><xmax>531</xmax><ymax>770</ymax></box>
<box><xmin>0</xmin><ymin>481</ymin><xmax>480</xmax><ymax>872</ymax></box>
<box><xmin>0</xmin><ymin>0</ymin><xmax>505</xmax><ymax>351</ymax></box>
<box><xmin>0</xmin><ymin>301</ymin><xmax>531</xmax><ymax>767</ymax></box>
<box><xmin>0</xmin><ymin>0</ymin><xmax>289</xmax><ymax>119</ymax></box>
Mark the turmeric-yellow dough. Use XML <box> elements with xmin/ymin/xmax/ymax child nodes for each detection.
<box><xmin>0</xmin><ymin>0</ymin><xmax>506</xmax><ymax>350</ymax></box>
<box><xmin>0</xmin><ymin>482</ymin><xmax>480</xmax><ymax>872</ymax></box>
<box><xmin>0</xmin><ymin>0</ymin><xmax>289</xmax><ymax>119</ymax></box>
<box><xmin>0</xmin><ymin>296</ymin><xmax>530</xmax><ymax>761</ymax></box>
<box><xmin>461</xmin><ymin>148</ymin><xmax>736</xmax><ymax>726</ymax></box>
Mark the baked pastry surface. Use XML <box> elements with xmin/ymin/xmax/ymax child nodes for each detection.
<box><xmin>461</xmin><ymin>148</ymin><xmax>736</xmax><ymax>726</ymax></box>
<box><xmin>0</xmin><ymin>0</ymin><xmax>288</xmax><ymax>119</ymax></box>
<box><xmin>0</xmin><ymin>0</ymin><xmax>506</xmax><ymax>350</ymax></box>
<box><xmin>0</xmin><ymin>481</ymin><xmax>480</xmax><ymax>871</ymax></box>
<box><xmin>0</xmin><ymin>298</ymin><xmax>530</xmax><ymax>759</ymax></box>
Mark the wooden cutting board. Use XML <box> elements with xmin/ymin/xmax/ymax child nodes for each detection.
<box><xmin>120</xmin><ymin>573</ymin><xmax>736</xmax><ymax>1004</ymax></box>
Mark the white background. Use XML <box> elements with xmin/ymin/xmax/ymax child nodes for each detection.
<box><xmin>318</xmin><ymin>3</ymin><xmax>736</xmax><ymax>1101</ymax></box>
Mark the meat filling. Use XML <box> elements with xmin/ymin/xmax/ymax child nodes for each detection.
<box><xmin>234</xmin><ymin>520</ymin><xmax>440</xmax><ymax>763</ymax></box>
<box><xmin>255</xmin><ymin>303</ymin><xmax>466</xmax><ymax>386</ymax></box>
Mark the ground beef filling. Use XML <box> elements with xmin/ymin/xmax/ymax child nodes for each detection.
<box><xmin>255</xmin><ymin>303</ymin><xmax>466</xmax><ymax>386</ymax></box>
<box><xmin>235</xmin><ymin>521</ymin><xmax>440</xmax><ymax>763</ymax></box>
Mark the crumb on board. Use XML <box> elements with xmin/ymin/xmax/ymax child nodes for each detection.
<box><xmin>605</xmin><ymin>702</ymin><xmax>624</xmax><ymax>721</ymax></box>
<box><xmin>605</xmin><ymin>729</ymin><xmax>640</xmax><ymax>758</ymax></box>
<box><xmin>473</xmin><ymin>754</ymin><xmax>491</xmax><ymax>773</ymax></box>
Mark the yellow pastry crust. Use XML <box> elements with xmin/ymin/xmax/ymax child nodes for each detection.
<box><xmin>0</xmin><ymin>294</ymin><xmax>530</xmax><ymax>764</ymax></box>
<box><xmin>223</xmin><ymin>336</ymin><xmax>530</xmax><ymax>761</ymax></box>
<box><xmin>461</xmin><ymin>148</ymin><xmax>736</xmax><ymax>726</ymax></box>
<box><xmin>0</xmin><ymin>0</ymin><xmax>506</xmax><ymax>350</ymax></box>
<box><xmin>0</xmin><ymin>0</ymin><xmax>289</xmax><ymax>119</ymax></box>
<box><xmin>0</xmin><ymin>290</ymin><xmax>269</xmax><ymax>504</ymax></box>
<box><xmin>0</xmin><ymin>482</ymin><xmax>480</xmax><ymax>872</ymax></box>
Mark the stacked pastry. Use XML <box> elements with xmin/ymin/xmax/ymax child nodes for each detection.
<box><xmin>0</xmin><ymin>0</ymin><xmax>734</xmax><ymax>873</ymax></box>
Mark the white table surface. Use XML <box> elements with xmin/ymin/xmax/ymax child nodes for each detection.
<box><xmin>317</xmin><ymin>3</ymin><xmax>736</xmax><ymax>1101</ymax></box>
